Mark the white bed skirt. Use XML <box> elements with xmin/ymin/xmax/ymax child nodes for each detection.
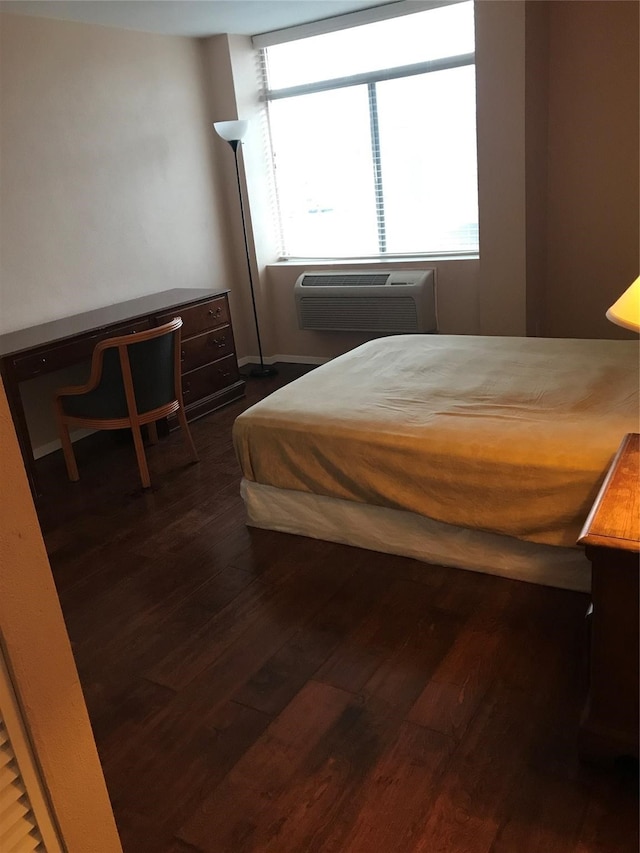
<box><xmin>240</xmin><ymin>479</ymin><xmax>591</xmax><ymax>593</ymax></box>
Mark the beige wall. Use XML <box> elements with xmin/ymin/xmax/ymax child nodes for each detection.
<box><xmin>544</xmin><ymin>0</ymin><xmax>639</xmax><ymax>339</ymax></box>
<box><xmin>475</xmin><ymin>0</ymin><xmax>528</xmax><ymax>336</ymax></box>
<box><xmin>201</xmin><ymin>33</ymin><xmax>282</xmax><ymax>363</ymax></box>
<box><xmin>0</xmin><ymin>379</ymin><xmax>122</xmax><ymax>851</ymax></box>
<box><xmin>524</xmin><ymin>0</ymin><xmax>550</xmax><ymax>337</ymax></box>
<box><xmin>201</xmin><ymin>33</ymin><xmax>251</xmax><ymax>361</ymax></box>
<box><xmin>0</xmin><ymin>13</ymin><xmax>228</xmax><ymax>335</ymax></box>
<box><xmin>228</xmin><ymin>33</ymin><xmax>283</xmax><ymax>360</ymax></box>
<box><xmin>0</xmin><ymin>13</ymin><xmax>237</xmax><ymax>452</ymax></box>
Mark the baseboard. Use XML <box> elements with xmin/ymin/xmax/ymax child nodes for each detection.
<box><xmin>33</xmin><ymin>428</ymin><xmax>95</xmax><ymax>460</ymax></box>
<box><xmin>237</xmin><ymin>354</ymin><xmax>330</xmax><ymax>367</ymax></box>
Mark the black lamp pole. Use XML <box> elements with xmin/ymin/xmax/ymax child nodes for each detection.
<box><xmin>225</xmin><ymin>137</ymin><xmax>277</xmax><ymax>379</ymax></box>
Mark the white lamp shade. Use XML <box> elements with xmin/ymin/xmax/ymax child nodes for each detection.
<box><xmin>213</xmin><ymin>120</ymin><xmax>249</xmax><ymax>142</ymax></box>
<box><xmin>606</xmin><ymin>277</ymin><xmax>640</xmax><ymax>332</ymax></box>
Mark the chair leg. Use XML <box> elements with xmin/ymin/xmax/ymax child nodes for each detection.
<box><xmin>147</xmin><ymin>420</ymin><xmax>158</xmax><ymax>445</ymax></box>
<box><xmin>176</xmin><ymin>405</ymin><xmax>199</xmax><ymax>463</ymax></box>
<box><xmin>54</xmin><ymin>402</ymin><xmax>80</xmax><ymax>482</ymax></box>
<box><xmin>130</xmin><ymin>424</ymin><xmax>151</xmax><ymax>488</ymax></box>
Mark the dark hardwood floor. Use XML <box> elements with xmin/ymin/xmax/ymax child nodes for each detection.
<box><xmin>34</xmin><ymin>364</ymin><xmax>638</xmax><ymax>853</ymax></box>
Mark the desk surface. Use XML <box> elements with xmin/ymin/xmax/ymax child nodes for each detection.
<box><xmin>0</xmin><ymin>288</ymin><xmax>226</xmax><ymax>358</ymax></box>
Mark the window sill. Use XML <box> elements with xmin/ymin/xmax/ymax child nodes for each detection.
<box><xmin>267</xmin><ymin>254</ymin><xmax>479</xmax><ymax>269</ymax></box>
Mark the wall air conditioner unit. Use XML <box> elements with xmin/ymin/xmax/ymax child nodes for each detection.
<box><xmin>294</xmin><ymin>270</ymin><xmax>437</xmax><ymax>333</ymax></box>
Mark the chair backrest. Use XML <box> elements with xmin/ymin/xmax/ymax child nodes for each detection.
<box><xmin>91</xmin><ymin>318</ymin><xmax>183</xmax><ymax>419</ymax></box>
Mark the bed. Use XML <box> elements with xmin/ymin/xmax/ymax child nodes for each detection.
<box><xmin>233</xmin><ymin>335</ymin><xmax>639</xmax><ymax>592</ymax></box>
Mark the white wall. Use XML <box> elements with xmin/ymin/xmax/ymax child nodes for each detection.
<box><xmin>0</xmin><ymin>13</ymin><xmax>227</xmax><ymax>334</ymax></box>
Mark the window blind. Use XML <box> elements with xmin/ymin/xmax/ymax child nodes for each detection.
<box><xmin>259</xmin><ymin>1</ymin><xmax>478</xmax><ymax>260</ymax></box>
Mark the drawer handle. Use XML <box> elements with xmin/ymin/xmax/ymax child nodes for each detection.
<box><xmin>183</xmin><ymin>382</ymin><xmax>191</xmax><ymax>396</ymax></box>
<box><xmin>218</xmin><ymin>369</ymin><xmax>232</xmax><ymax>379</ymax></box>
<box><xmin>208</xmin><ymin>307</ymin><xmax>223</xmax><ymax>317</ymax></box>
<box><xmin>181</xmin><ymin>350</ymin><xmax>185</xmax><ymax>361</ymax></box>
<box><xmin>210</xmin><ymin>336</ymin><xmax>227</xmax><ymax>348</ymax></box>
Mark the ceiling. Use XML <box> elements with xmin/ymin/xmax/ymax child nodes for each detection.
<box><xmin>0</xmin><ymin>0</ymin><xmax>400</xmax><ymax>38</ymax></box>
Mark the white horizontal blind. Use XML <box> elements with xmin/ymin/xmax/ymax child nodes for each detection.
<box><xmin>260</xmin><ymin>1</ymin><xmax>478</xmax><ymax>260</ymax></box>
<box><xmin>0</xmin><ymin>652</ymin><xmax>63</xmax><ymax>853</ymax></box>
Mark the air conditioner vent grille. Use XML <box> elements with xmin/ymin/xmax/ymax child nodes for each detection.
<box><xmin>294</xmin><ymin>268</ymin><xmax>437</xmax><ymax>333</ymax></box>
<box><xmin>301</xmin><ymin>274</ymin><xmax>390</xmax><ymax>287</ymax></box>
<box><xmin>299</xmin><ymin>297</ymin><xmax>419</xmax><ymax>332</ymax></box>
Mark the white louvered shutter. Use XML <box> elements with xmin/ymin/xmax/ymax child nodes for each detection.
<box><xmin>0</xmin><ymin>716</ymin><xmax>44</xmax><ymax>851</ymax></box>
<box><xmin>0</xmin><ymin>652</ymin><xmax>63</xmax><ymax>853</ymax></box>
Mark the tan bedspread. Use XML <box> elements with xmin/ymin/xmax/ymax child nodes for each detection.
<box><xmin>233</xmin><ymin>335</ymin><xmax>639</xmax><ymax>547</ymax></box>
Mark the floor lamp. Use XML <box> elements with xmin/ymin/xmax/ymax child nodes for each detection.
<box><xmin>214</xmin><ymin>120</ymin><xmax>277</xmax><ymax>378</ymax></box>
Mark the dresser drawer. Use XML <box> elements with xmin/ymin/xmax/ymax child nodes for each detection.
<box><xmin>182</xmin><ymin>355</ymin><xmax>240</xmax><ymax>404</ymax></box>
<box><xmin>180</xmin><ymin>326</ymin><xmax>235</xmax><ymax>373</ymax></box>
<box><xmin>157</xmin><ymin>296</ymin><xmax>229</xmax><ymax>339</ymax></box>
<box><xmin>12</xmin><ymin>318</ymin><xmax>151</xmax><ymax>381</ymax></box>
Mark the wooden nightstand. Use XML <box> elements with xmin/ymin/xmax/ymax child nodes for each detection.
<box><xmin>577</xmin><ymin>432</ymin><xmax>639</xmax><ymax>761</ymax></box>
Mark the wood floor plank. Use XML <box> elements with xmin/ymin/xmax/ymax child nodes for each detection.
<box><xmin>66</xmin><ymin>541</ymin><xmax>257</xmax><ymax>660</ymax></box>
<box><xmin>406</xmin><ymin>619</ymin><xmax>511</xmax><ymax>740</ymax></box>
<box><xmin>410</xmin><ymin>684</ymin><xmax>537</xmax><ymax>853</ymax></box>
<box><xmin>336</xmin><ymin>721</ymin><xmax>455</xmax><ymax>853</ymax></box>
<box><xmin>80</xmin><ymin>566</ymin><xmax>258</xmax><ymax>742</ymax></box>
<box><xmin>113</xmin><ymin>806</ymin><xmax>204</xmax><ymax>853</ymax></box>
<box><xmin>177</xmin><ymin>680</ymin><xmax>356</xmax><ymax>853</ymax></box>
<box><xmin>314</xmin><ymin>576</ymin><xmax>447</xmax><ymax>694</ymax></box>
<box><xmin>359</xmin><ymin>603</ymin><xmax>461</xmax><ymax>713</ymax></box>
<box><xmin>491</xmin><ymin>770</ymin><xmax>589</xmax><ymax>853</ymax></box>
<box><xmin>144</xmin><ymin>537</ymin><xmax>356</xmax><ymax>691</ymax></box>
<box><xmin>109</xmin><ymin>699</ymin><xmax>272</xmax><ymax>832</ymax></box>
<box><xmin>233</xmin><ymin>697</ymin><xmax>446</xmax><ymax>853</ymax></box>
<box><xmin>233</xmin><ymin>557</ymin><xmax>395</xmax><ymax>715</ymax></box>
<box><xmin>410</xmin><ymin>584</ymin><xmax>593</xmax><ymax>853</ymax></box>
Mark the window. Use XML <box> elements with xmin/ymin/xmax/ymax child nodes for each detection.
<box><xmin>259</xmin><ymin>1</ymin><xmax>478</xmax><ymax>260</ymax></box>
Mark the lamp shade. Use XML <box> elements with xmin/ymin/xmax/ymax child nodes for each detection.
<box><xmin>606</xmin><ymin>277</ymin><xmax>640</xmax><ymax>332</ymax></box>
<box><xmin>213</xmin><ymin>120</ymin><xmax>249</xmax><ymax>142</ymax></box>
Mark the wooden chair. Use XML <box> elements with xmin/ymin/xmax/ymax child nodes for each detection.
<box><xmin>53</xmin><ymin>318</ymin><xmax>198</xmax><ymax>488</ymax></box>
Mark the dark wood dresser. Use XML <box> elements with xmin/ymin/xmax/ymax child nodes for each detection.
<box><xmin>0</xmin><ymin>288</ymin><xmax>245</xmax><ymax>496</ymax></box>
<box><xmin>156</xmin><ymin>291</ymin><xmax>244</xmax><ymax>426</ymax></box>
<box><xmin>577</xmin><ymin>432</ymin><xmax>639</xmax><ymax>761</ymax></box>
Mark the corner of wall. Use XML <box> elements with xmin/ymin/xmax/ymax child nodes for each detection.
<box><xmin>475</xmin><ymin>0</ymin><xmax>528</xmax><ymax>336</ymax></box>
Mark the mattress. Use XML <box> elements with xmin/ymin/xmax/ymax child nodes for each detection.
<box><xmin>233</xmin><ymin>335</ymin><xmax>639</xmax><ymax>549</ymax></box>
